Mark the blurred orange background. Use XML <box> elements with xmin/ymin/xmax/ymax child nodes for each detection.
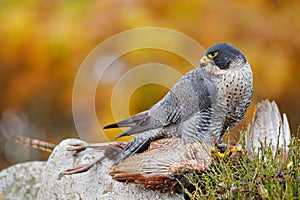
<box><xmin>0</xmin><ymin>0</ymin><xmax>300</xmax><ymax>170</ymax></box>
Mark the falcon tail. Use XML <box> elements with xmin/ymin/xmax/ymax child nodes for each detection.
<box><xmin>103</xmin><ymin>111</ymin><xmax>149</xmax><ymax>129</ymax></box>
<box><xmin>103</xmin><ymin>110</ymin><xmax>163</xmax><ymax>139</ymax></box>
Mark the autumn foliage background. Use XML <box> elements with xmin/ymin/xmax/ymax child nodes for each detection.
<box><xmin>0</xmin><ymin>1</ymin><xmax>300</xmax><ymax>170</ymax></box>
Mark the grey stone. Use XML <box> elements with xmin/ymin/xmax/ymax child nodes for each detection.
<box><xmin>0</xmin><ymin>161</ymin><xmax>45</xmax><ymax>200</ymax></box>
<box><xmin>0</xmin><ymin>139</ymin><xmax>180</xmax><ymax>200</ymax></box>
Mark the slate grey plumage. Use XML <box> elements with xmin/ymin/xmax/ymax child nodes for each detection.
<box><xmin>104</xmin><ymin>42</ymin><xmax>253</xmax><ymax>165</ymax></box>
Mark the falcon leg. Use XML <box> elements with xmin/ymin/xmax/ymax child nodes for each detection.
<box><xmin>216</xmin><ymin>142</ymin><xmax>227</xmax><ymax>153</ymax></box>
<box><xmin>213</xmin><ymin>135</ymin><xmax>228</xmax><ymax>153</ymax></box>
<box><xmin>67</xmin><ymin>141</ymin><xmax>127</xmax><ymax>156</ymax></box>
<box><xmin>60</xmin><ymin>142</ymin><xmax>127</xmax><ymax>177</ymax></box>
<box><xmin>60</xmin><ymin>155</ymin><xmax>105</xmax><ymax>177</ymax></box>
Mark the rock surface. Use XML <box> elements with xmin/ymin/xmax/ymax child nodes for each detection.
<box><xmin>0</xmin><ymin>139</ymin><xmax>180</xmax><ymax>200</ymax></box>
<box><xmin>0</xmin><ymin>161</ymin><xmax>45</xmax><ymax>200</ymax></box>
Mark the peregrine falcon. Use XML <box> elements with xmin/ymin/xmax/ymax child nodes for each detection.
<box><xmin>104</xmin><ymin>42</ymin><xmax>253</xmax><ymax>165</ymax></box>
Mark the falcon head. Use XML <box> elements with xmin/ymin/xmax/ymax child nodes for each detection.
<box><xmin>200</xmin><ymin>43</ymin><xmax>246</xmax><ymax>71</ymax></box>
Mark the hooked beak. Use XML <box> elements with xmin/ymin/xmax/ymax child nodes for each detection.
<box><xmin>200</xmin><ymin>55</ymin><xmax>211</xmax><ymax>67</ymax></box>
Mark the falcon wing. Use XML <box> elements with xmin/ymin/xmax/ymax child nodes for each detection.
<box><xmin>104</xmin><ymin>69</ymin><xmax>218</xmax><ymax>138</ymax></box>
<box><xmin>150</xmin><ymin>69</ymin><xmax>218</xmax><ymax>125</ymax></box>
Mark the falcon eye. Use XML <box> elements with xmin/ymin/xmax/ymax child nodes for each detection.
<box><xmin>208</xmin><ymin>51</ymin><xmax>219</xmax><ymax>59</ymax></box>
